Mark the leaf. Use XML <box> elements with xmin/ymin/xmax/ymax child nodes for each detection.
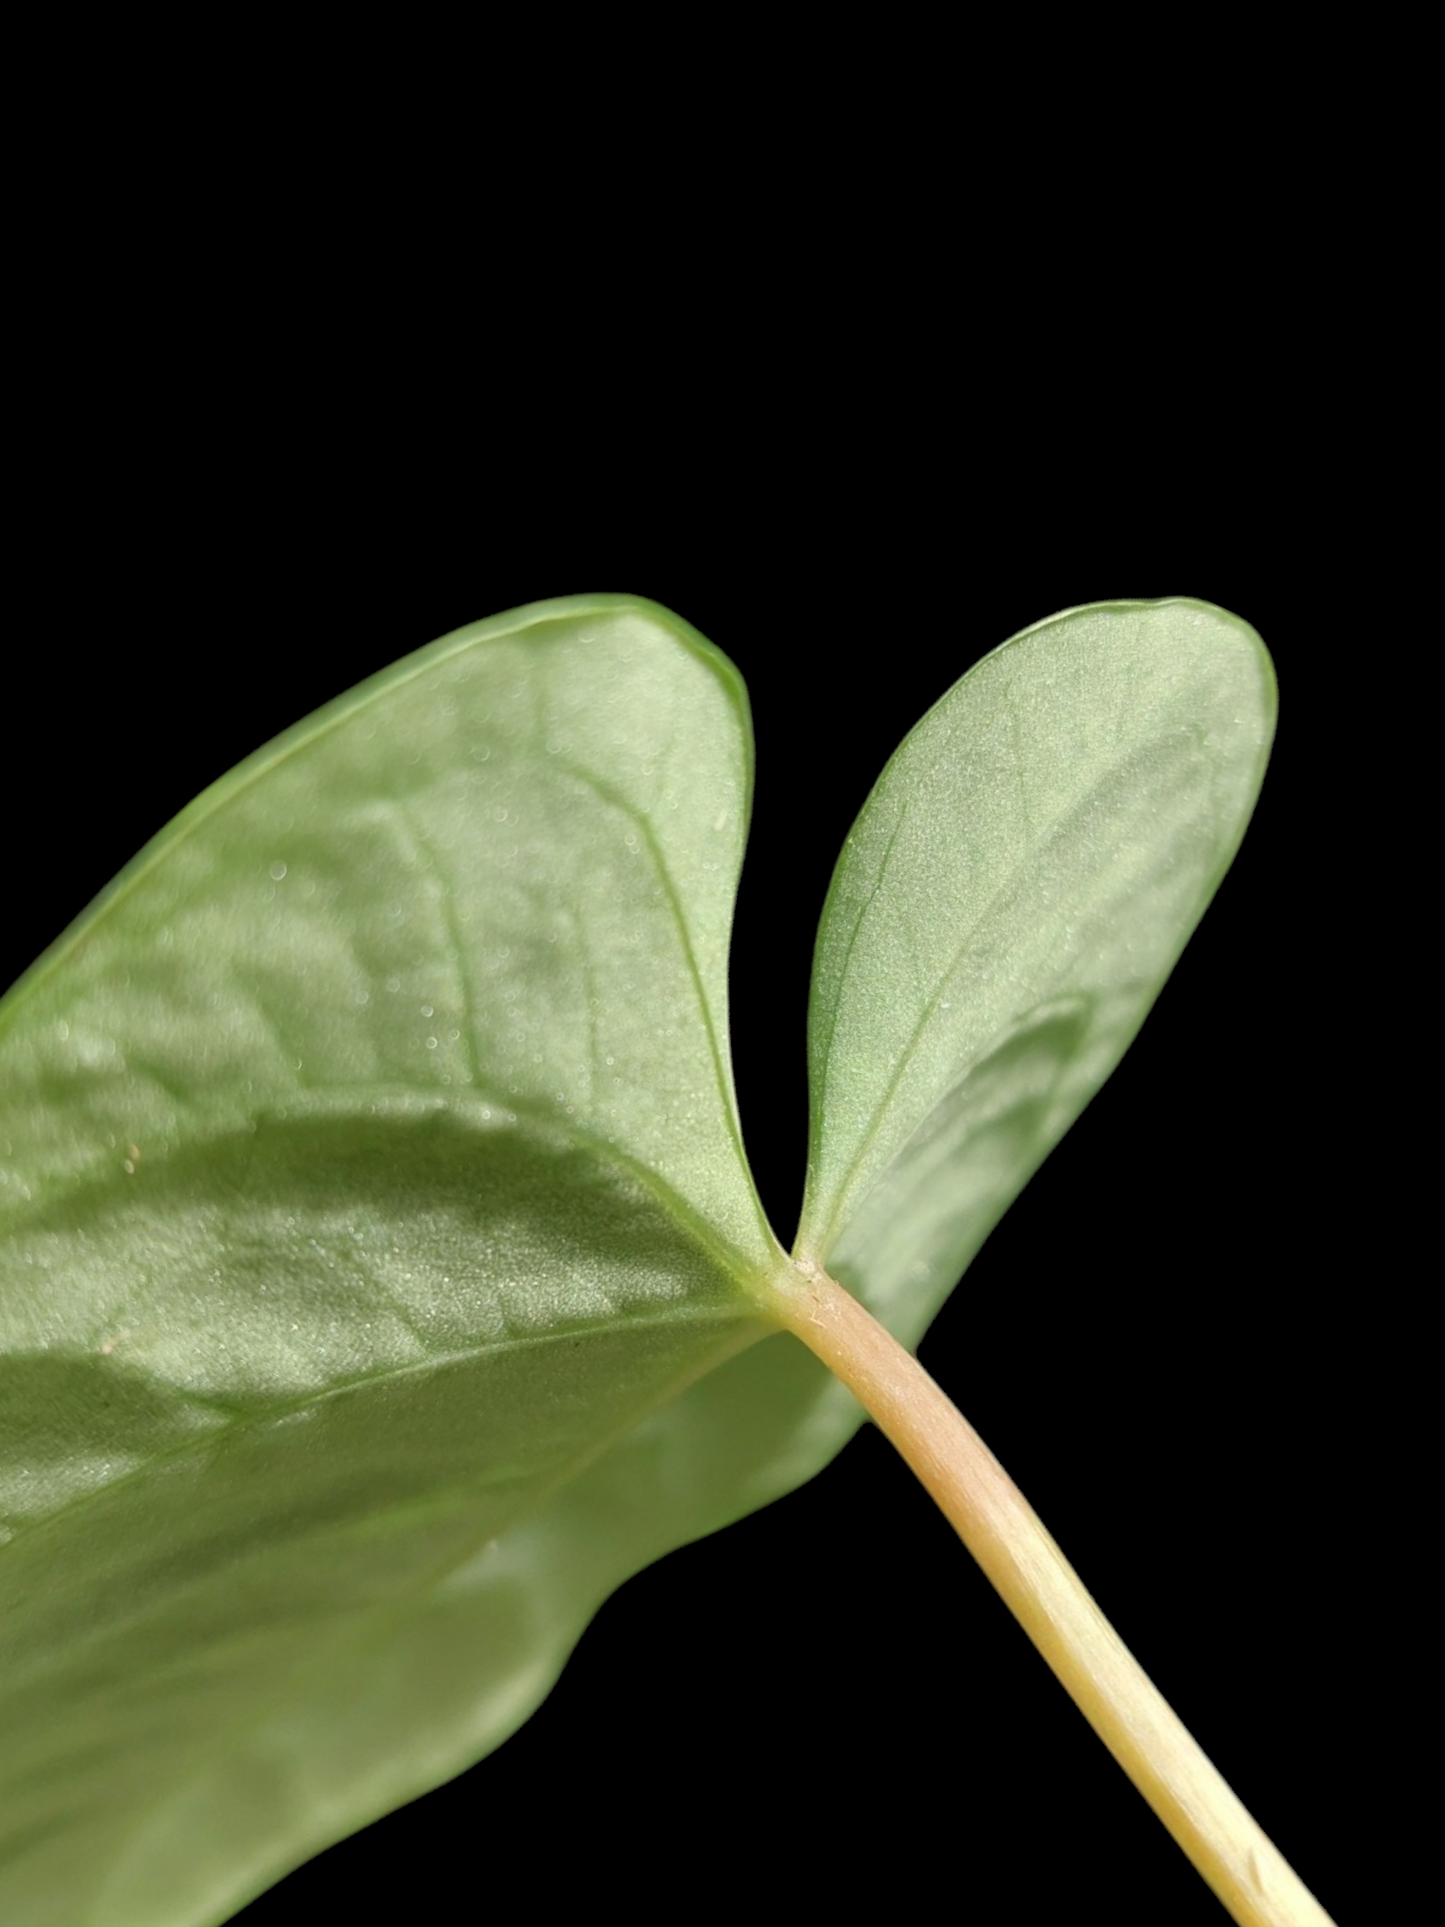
<box><xmin>1</xmin><ymin>597</ymin><xmax>865</xmax><ymax>1927</ymax></box>
<box><xmin>0</xmin><ymin>595</ymin><xmax>1278</xmax><ymax>1925</ymax></box>
<box><xmin>797</xmin><ymin>599</ymin><xmax>1275</xmax><ymax>1333</ymax></box>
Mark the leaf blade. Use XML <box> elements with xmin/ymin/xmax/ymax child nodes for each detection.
<box><xmin>799</xmin><ymin>599</ymin><xmax>1275</xmax><ymax>1328</ymax></box>
<box><xmin>1</xmin><ymin>596</ymin><xmax>819</xmax><ymax>1924</ymax></box>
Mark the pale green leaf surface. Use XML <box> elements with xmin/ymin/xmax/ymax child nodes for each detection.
<box><xmin>1</xmin><ymin>595</ymin><xmax>768</xmax><ymax>1273</ymax></box>
<box><xmin>0</xmin><ymin>594</ymin><xmax>1277</xmax><ymax>1926</ymax></box>
<box><xmin>0</xmin><ymin>598</ymin><xmax>872</xmax><ymax>1926</ymax></box>
<box><xmin>798</xmin><ymin>600</ymin><xmax>1274</xmax><ymax>1330</ymax></box>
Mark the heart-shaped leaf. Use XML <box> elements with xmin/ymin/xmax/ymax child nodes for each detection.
<box><xmin>1</xmin><ymin>595</ymin><xmax>1277</xmax><ymax>1926</ymax></box>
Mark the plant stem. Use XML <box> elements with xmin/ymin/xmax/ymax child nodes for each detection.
<box><xmin>766</xmin><ymin>1261</ymin><xmax>1335</xmax><ymax>1927</ymax></box>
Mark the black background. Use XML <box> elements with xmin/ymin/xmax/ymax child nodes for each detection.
<box><xmin>5</xmin><ymin>411</ymin><xmax>1371</xmax><ymax>1925</ymax></box>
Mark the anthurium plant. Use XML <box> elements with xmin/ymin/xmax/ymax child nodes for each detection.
<box><xmin>0</xmin><ymin>596</ymin><xmax>1332</xmax><ymax>1926</ymax></box>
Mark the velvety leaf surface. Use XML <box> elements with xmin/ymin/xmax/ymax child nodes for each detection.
<box><xmin>797</xmin><ymin>600</ymin><xmax>1275</xmax><ymax>1332</ymax></box>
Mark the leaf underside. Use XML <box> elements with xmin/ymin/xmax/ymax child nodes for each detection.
<box><xmin>802</xmin><ymin>600</ymin><xmax>1275</xmax><ymax>1331</ymax></box>
<box><xmin>0</xmin><ymin>595</ymin><xmax>1274</xmax><ymax>1925</ymax></box>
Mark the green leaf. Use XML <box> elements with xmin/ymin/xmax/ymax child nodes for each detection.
<box><xmin>1</xmin><ymin>597</ymin><xmax>861</xmax><ymax>1927</ymax></box>
<box><xmin>797</xmin><ymin>599</ymin><xmax>1275</xmax><ymax>1334</ymax></box>
<box><xmin>0</xmin><ymin>594</ymin><xmax>1277</xmax><ymax>1925</ymax></box>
